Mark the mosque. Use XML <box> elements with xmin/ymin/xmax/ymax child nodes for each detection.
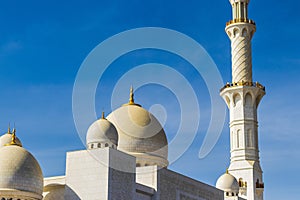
<box><xmin>0</xmin><ymin>0</ymin><xmax>265</xmax><ymax>200</ymax></box>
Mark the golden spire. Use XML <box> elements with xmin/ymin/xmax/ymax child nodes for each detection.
<box><xmin>7</xmin><ymin>123</ymin><xmax>11</xmax><ymax>134</ymax></box>
<box><xmin>226</xmin><ymin>169</ymin><xmax>229</xmax><ymax>174</ymax></box>
<box><xmin>129</xmin><ymin>86</ymin><xmax>134</xmax><ymax>104</ymax></box>
<box><xmin>11</xmin><ymin>128</ymin><xmax>17</xmax><ymax>145</ymax></box>
<box><xmin>101</xmin><ymin>111</ymin><xmax>105</xmax><ymax>119</ymax></box>
<box><xmin>122</xmin><ymin>86</ymin><xmax>141</xmax><ymax>107</ymax></box>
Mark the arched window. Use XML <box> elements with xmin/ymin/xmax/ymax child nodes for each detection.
<box><xmin>105</xmin><ymin>143</ymin><xmax>108</xmax><ymax>147</ymax></box>
<box><xmin>246</xmin><ymin>129</ymin><xmax>253</xmax><ymax>147</ymax></box>
<box><xmin>236</xmin><ymin>130</ymin><xmax>241</xmax><ymax>148</ymax></box>
<box><xmin>97</xmin><ymin>143</ymin><xmax>101</xmax><ymax>148</ymax></box>
<box><xmin>239</xmin><ymin>178</ymin><xmax>243</xmax><ymax>187</ymax></box>
<box><xmin>91</xmin><ymin>144</ymin><xmax>94</xmax><ymax>149</ymax></box>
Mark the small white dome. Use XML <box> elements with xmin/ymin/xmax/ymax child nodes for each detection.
<box><xmin>0</xmin><ymin>132</ymin><xmax>22</xmax><ymax>147</ymax></box>
<box><xmin>216</xmin><ymin>171</ymin><xmax>239</xmax><ymax>194</ymax></box>
<box><xmin>86</xmin><ymin>114</ymin><xmax>118</xmax><ymax>149</ymax></box>
<box><xmin>0</xmin><ymin>144</ymin><xmax>44</xmax><ymax>198</ymax></box>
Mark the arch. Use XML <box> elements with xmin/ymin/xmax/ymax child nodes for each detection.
<box><xmin>246</xmin><ymin>129</ymin><xmax>253</xmax><ymax>147</ymax></box>
<box><xmin>233</xmin><ymin>93</ymin><xmax>242</xmax><ymax>107</ymax></box>
<box><xmin>227</xmin><ymin>31</ymin><xmax>232</xmax><ymax>38</ymax></box>
<box><xmin>225</xmin><ymin>95</ymin><xmax>230</xmax><ymax>107</ymax></box>
<box><xmin>242</xmin><ymin>28</ymin><xmax>247</xmax><ymax>37</ymax></box>
<box><xmin>97</xmin><ymin>143</ymin><xmax>101</xmax><ymax>148</ymax></box>
<box><xmin>236</xmin><ymin>130</ymin><xmax>240</xmax><ymax>148</ymax></box>
<box><xmin>105</xmin><ymin>143</ymin><xmax>109</xmax><ymax>147</ymax></box>
<box><xmin>239</xmin><ymin>178</ymin><xmax>243</xmax><ymax>187</ymax></box>
<box><xmin>233</xmin><ymin>28</ymin><xmax>239</xmax><ymax>37</ymax></box>
<box><xmin>245</xmin><ymin>93</ymin><xmax>252</xmax><ymax>106</ymax></box>
<box><xmin>91</xmin><ymin>144</ymin><xmax>94</xmax><ymax>149</ymax></box>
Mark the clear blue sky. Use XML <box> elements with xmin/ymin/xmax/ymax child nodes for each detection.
<box><xmin>0</xmin><ymin>1</ymin><xmax>299</xmax><ymax>199</ymax></box>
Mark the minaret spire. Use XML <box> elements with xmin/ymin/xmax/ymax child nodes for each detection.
<box><xmin>226</xmin><ymin>0</ymin><xmax>256</xmax><ymax>83</ymax></box>
<box><xmin>220</xmin><ymin>1</ymin><xmax>265</xmax><ymax>200</ymax></box>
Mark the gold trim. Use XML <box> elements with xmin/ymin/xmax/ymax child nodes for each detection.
<box><xmin>226</xmin><ymin>18</ymin><xmax>255</xmax><ymax>26</ymax></box>
<box><xmin>220</xmin><ymin>81</ymin><xmax>265</xmax><ymax>92</ymax></box>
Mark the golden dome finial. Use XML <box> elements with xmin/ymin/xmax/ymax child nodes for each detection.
<box><xmin>122</xmin><ymin>86</ymin><xmax>141</xmax><ymax>107</ymax></box>
<box><xmin>5</xmin><ymin>127</ymin><xmax>20</xmax><ymax>146</ymax></box>
<box><xmin>129</xmin><ymin>85</ymin><xmax>134</xmax><ymax>104</ymax></box>
<box><xmin>101</xmin><ymin>111</ymin><xmax>105</xmax><ymax>119</ymax></box>
<box><xmin>11</xmin><ymin>128</ymin><xmax>16</xmax><ymax>144</ymax></box>
<box><xmin>226</xmin><ymin>168</ymin><xmax>229</xmax><ymax>174</ymax></box>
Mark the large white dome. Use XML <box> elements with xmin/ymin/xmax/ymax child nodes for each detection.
<box><xmin>107</xmin><ymin>104</ymin><xmax>168</xmax><ymax>167</ymax></box>
<box><xmin>0</xmin><ymin>144</ymin><xmax>44</xmax><ymax>199</ymax></box>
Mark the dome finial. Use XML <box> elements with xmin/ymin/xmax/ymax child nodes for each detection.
<box><xmin>129</xmin><ymin>85</ymin><xmax>134</xmax><ymax>104</ymax></box>
<box><xmin>122</xmin><ymin>86</ymin><xmax>141</xmax><ymax>107</ymax></box>
<box><xmin>101</xmin><ymin>111</ymin><xmax>105</xmax><ymax>119</ymax></box>
<box><xmin>226</xmin><ymin>168</ymin><xmax>229</xmax><ymax>174</ymax></box>
<box><xmin>11</xmin><ymin>128</ymin><xmax>16</xmax><ymax>143</ymax></box>
<box><xmin>5</xmin><ymin>127</ymin><xmax>21</xmax><ymax>146</ymax></box>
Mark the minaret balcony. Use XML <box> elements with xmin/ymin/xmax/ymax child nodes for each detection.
<box><xmin>226</xmin><ymin>18</ymin><xmax>255</xmax><ymax>26</ymax></box>
<box><xmin>220</xmin><ymin>81</ymin><xmax>265</xmax><ymax>92</ymax></box>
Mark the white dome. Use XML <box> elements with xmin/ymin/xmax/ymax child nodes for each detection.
<box><xmin>0</xmin><ymin>133</ymin><xmax>22</xmax><ymax>147</ymax></box>
<box><xmin>107</xmin><ymin>104</ymin><xmax>168</xmax><ymax>167</ymax></box>
<box><xmin>216</xmin><ymin>171</ymin><xmax>239</xmax><ymax>194</ymax></box>
<box><xmin>0</xmin><ymin>145</ymin><xmax>44</xmax><ymax>198</ymax></box>
<box><xmin>86</xmin><ymin>116</ymin><xmax>118</xmax><ymax>149</ymax></box>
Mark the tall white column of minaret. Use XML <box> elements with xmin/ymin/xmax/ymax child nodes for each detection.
<box><xmin>220</xmin><ymin>0</ymin><xmax>265</xmax><ymax>200</ymax></box>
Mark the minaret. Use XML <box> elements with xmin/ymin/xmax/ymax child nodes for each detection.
<box><xmin>220</xmin><ymin>1</ymin><xmax>265</xmax><ymax>200</ymax></box>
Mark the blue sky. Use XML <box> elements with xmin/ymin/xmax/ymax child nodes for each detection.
<box><xmin>0</xmin><ymin>0</ymin><xmax>299</xmax><ymax>199</ymax></box>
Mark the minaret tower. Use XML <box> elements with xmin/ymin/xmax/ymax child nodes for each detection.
<box><xmin>220</xmin><ymin>0</ymin><xmax>265</xmax><ymax>200</ymax></box>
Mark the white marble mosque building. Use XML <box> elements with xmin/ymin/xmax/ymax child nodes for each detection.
<box><xmin>0</xmin><ymin>0</ymin><xmax>265</xmax><ymax>199</ymax></box>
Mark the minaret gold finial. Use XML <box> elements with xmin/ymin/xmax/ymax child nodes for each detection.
<box><xmin>122</xmin><ymin>86</ymin><xmax>141</xmax><ymax>107</ymax></box>
<box><xmin>101</xmin><ymin>111</ymin><xmax>105</xmax><ymax>119</ymax></box>
<box><xmin>226</xmin><ymin>169</ymin><xmax>229</xmax><ymax>174</ymax></box>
